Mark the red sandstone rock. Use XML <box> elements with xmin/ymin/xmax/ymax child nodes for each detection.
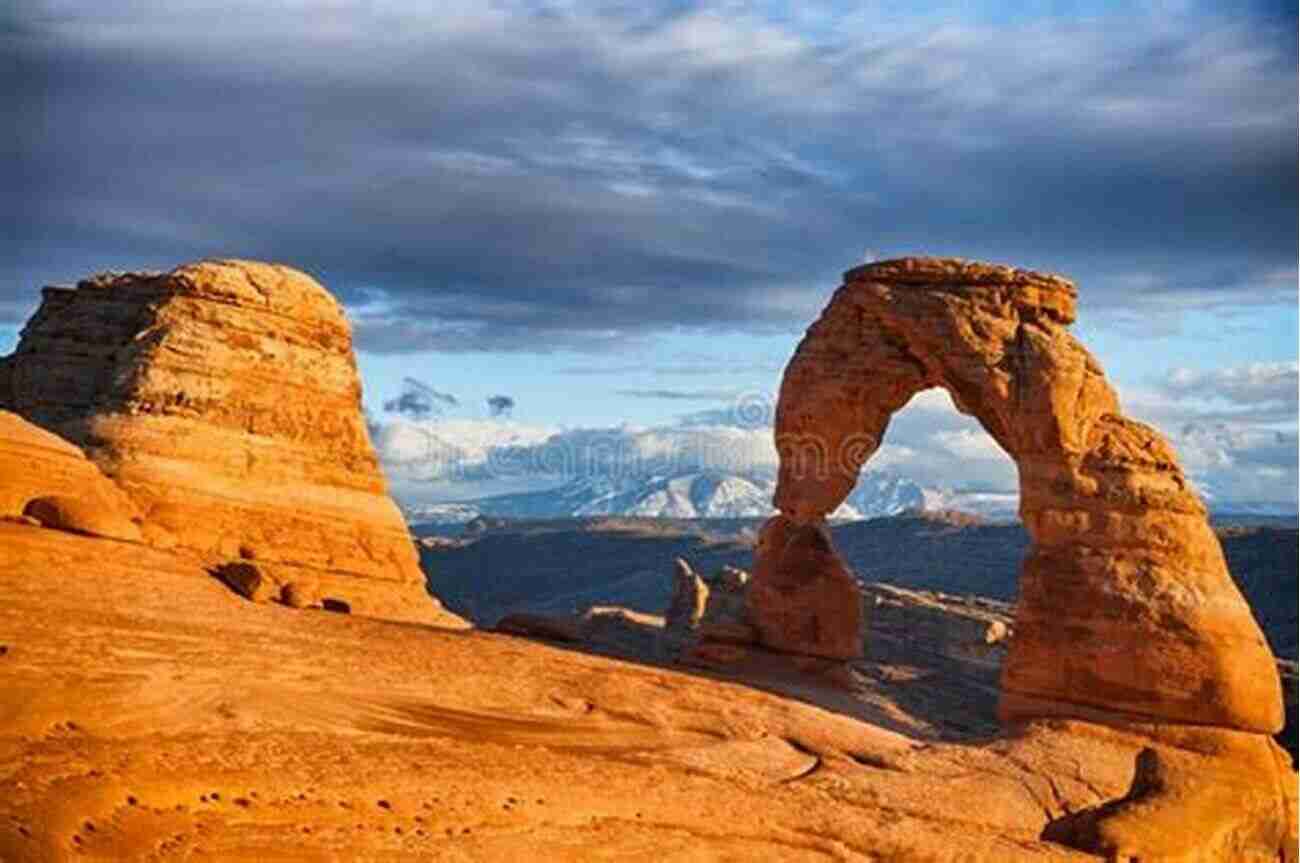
<box><xmin>759</xmin><ymin>255</ymin><xmax>1291</xmax><ymax>860</ymax></box>
<box><xmin>23</xmin><ymin>495</ymin><xmax>142</xmax><ymax>544</ymax></box>
<box><xmin>0</xmin><ymin>260</ymin><xmax>465</xmax><ymax>628</ymax></box>
<box><xmin>746</xmin><ymin>516</ymin><xmax>863</xmax><ymax>660</ymax></box>
<box><xmin>0</xmin><ymin>411</ymin><xmax>142</xmax><ymax>542</ymax></box>
<box><xmin>217</xmin><ymin>561</ymin><xmax>281</xmax><ymax>603</ymax></box>
<box><xmin>766</xmin><ymin>256</ymin><xmax>1280</xmax><ymax>733</ymax></box>
<box><xmin>664</xmin><ymin>558</ymin><xmax>709</xmax><ymax>644</ymax></box>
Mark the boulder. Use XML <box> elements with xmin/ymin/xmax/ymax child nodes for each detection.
<box><xmin>0</xmin><ymin>411</ymin><xmax>142</xmax><ymax>539</ymax></box>
<box><xmin>23</xmin><ymin>495</ymin><xmax>142</xmax><ymax>543</ymax></box>
<box><xmin>216</xmin><ymin>562</ymin><xmax>280</xmax><ymax>603</ymax></box>
<box><xmin>0</xmin><ymin>260</ymin><xmax>466</xmax><ymax>628</ymax></box>
<box><xmin>281</xmin><ymin>578</ymin><xmax>322</xmax><ymax>609</ymax></box>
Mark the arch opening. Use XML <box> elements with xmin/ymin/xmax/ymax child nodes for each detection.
<box><xmin>844</xmin><ymin>387</ymin><xmax>1020</xmax><ymax>521</ymax></box>
<box><xmin>752</xmin><ymin>257</ymin><xmax>1282</xmax><ymax>736</ymax></box>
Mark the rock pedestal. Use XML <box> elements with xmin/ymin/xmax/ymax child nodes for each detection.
<box><xmin>0</xmin><ymin>259</ymin><xmax>465</xmax><ymax>627</ymax></box>
<box><xmin>746</xmin><ymin>516</ymin><xmax>863</xmax><ymax>660</ymax></box>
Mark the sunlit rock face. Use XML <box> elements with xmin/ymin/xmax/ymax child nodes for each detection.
<box><xmin>755</xmin><ymin>255</ymin><xmax>1293</xmax><ymax>863</ymax></box>
<box><xmin>0</xmin><ymin>259</ymin><xmax>465</xmax><ymax>627</ymax></box>
<box><xmin>754</xmin><ymin>256</ymin><xmax>1300</xmax><ymax>863</ymax></box>
<box><xmin>762</xmin><ymin>255</ymin><xmax>1280</xmax><ymax>733</ymax></box>
<box><xmin>0</xmin><ymin>410</ymin><xmax>142</xmax><ymax>542</ymax></box>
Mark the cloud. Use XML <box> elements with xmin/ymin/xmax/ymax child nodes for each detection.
<box><xmin>3</xmin><ymin>2</ymin><xmax>1294</xmax><ymax>353</ymax></box>
<box><xmin>616</xmin><ymin>388</ymin><xmax>738</xmax><ymax>400</ymax></box>
<box><xmin>1122</xmin><ymin>363</ymin><xmax>1298</xmax><ymax>506</ymax></box>
<box><xmin>382</xmin><ymin>377</ymin><xmax>458</xmax><ymax>420</ymax></box>
<box><xmin>373</xmin><ymin>355</ymin><xmax>1297</xmax><ymax>510</ymax></box>
<box><xmin>374</xmin><ymin>417</ymin><xmax>557</xmax><ymax>484</ymax></box>
<box><xmin>486</xmin><ymin>394</ymin><xmax>515</xmax><ymax>417</ymax></box>
<box><xmin>1165</xmin><ymin>423</ymin><xmax>1298</xmax><ymax>506</ymax></box>
<box><xmin>1161</xmin><ymin>361</ymin><xmax>1298</xmax><ymax>407</ymax></box>
<box><xmin>557</xmin><ymin>353</ymin><xmax>784</xmax><ymax>376</ymax></box>
<box><xmin>372</xmin><ymin>383</ymin><xmax>1019</xmax><ymax>498</ymax></box>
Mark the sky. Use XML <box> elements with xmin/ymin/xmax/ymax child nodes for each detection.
<box><xmin>4</xmin><ymin>0</ymin><xmax>1297</xmax><ymax>509</ymax></box>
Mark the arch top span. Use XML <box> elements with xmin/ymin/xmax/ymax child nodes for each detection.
<box><xmin>773</xmin><ymin>256</ymin><xmax>1107</xmax><ymax>523</ymax></box>
<box><xmin>756</xmin><ymin>255</ymin><xmax>1283</xmax><ymax>737</ymax></box>
<box><xmin>843</xmin><ymin>256</ymin><xmax>1077</xmax><ymax>324</ymax></box>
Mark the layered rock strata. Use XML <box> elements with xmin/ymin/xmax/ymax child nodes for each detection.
<box><xmin>0</xmin><ymin>259</ymin><xmax>464</xmax><ymax>627</ymax></box>
<box><xmin>0</xmin><ymin>411</ymin><xmax>142</xmax><ymax>542</ymax></box>
<box><xmin>755</xmin><ymin>255</ymin><xmax>1292</xmax><ymax>859</ymax></box>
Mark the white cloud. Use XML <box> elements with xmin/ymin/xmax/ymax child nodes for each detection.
<box><xmin>932</xmin><ymin>428</ymin><xmax>1006</xmax><ymax>461</ymax></box>
<box><xmin>1162</xmin><ymin>361</ymin><xmax>1298</xmax><ymax>407</ymax></box>
<box><xmin>1119</xmin><ymin>366</ymin><xmax>1298</xmax><ymax>507</ymax></box>
<box><xmin>374</xmin><ymin>359</ymin><xmax>1297</xmax><ymax>511</ymax></box>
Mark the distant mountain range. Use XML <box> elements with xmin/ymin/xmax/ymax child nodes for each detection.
<box><xmin>415</xmin><ymin>512</ymin><xmax>1299</xmax><ymax>664</ymax></box>
<box><xmin>401</xmin><ymin>469</ymin><xmax>1021</xmax><ymax>524</ymax></box>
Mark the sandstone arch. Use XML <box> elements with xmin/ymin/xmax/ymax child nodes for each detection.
<box><xmin>757</xmin><ymin>256</ymin><xmax>1282</xmax><ymax>735</ymax></box>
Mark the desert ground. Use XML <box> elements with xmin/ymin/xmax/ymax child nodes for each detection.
<box><xmin>0</xmin><ymin>519</ymin><xmax>1185</xmax><ymax>862</ymax></box>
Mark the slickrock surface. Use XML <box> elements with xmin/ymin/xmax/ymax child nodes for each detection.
<box><xmin>0</xmin><ymin>411</ymin><xmax>141</xmax><ymax>542</ymax></box>
<box><xmin>5</xmin><ymin>518</ymin><xmax>1280</xmax><ymax>863</ymax></box>
<box><xmin>757</xmin><ymin>255</ymin><xmax>1293</xmax><ymax>860</ymax></box>
<box><xmin>0</xmin><ymin>260</ymin><xmax>464</xmax><ymax>627</ymax></box>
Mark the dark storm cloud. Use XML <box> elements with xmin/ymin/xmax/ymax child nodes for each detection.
<box><xmin>383</xmin><ymin>377</ymin><xmax>458</xmax><ymax>420</ymax></box>
<box><xmin>486</xmin><ymin>395</ymin><xmax>515</xmax><ymax>417</ymax></box>
<box><xmin>3</xmin><ymin>2</ymin><xmax>1295</xmax><ymax>353</ymax></box>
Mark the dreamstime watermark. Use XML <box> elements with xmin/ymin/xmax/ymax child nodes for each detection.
<box><xmin>387</xmin><ymin>390</ymin><xmax>884</xmax><ymax>484</ymax></box>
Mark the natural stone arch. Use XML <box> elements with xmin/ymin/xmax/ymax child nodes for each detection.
<box><xmin>754</xmin><ymin>257</ymin><xmax>1282</xmax><ymax>735</ymax></box>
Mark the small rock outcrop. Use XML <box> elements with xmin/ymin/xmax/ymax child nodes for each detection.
<box><xmin>695</xmin><ymin>565</ymin><xmax>755</xmax><ymax>646</ymax></box>
<box><xmin>0</xmin><ymin>260</ymin><xmax>465</xmax><ymax>627</ymax></box>
<box><xmin>0</xmin><ymin>411</ymin><xmax>142</xmax><ymax>542</ymax></box>
<box><xmin>866</xmin><ymin>584</ymin><xmax>1011</xmax><ymax>670</ymax></box>
<box><xmin>664</xmin><ymin>558</ymin><xmax>709</xmax><ymax>645</ymax></box>
<box><xmin>758</xmin><ymin>255</ymin><xmax>1293</xmax><ymax>860</ymax></box>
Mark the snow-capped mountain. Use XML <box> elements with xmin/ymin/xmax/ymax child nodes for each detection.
<box><xmin>400</xmin><ymin>469</ymin><xmax>1018</xmax><ymax>524</ymax></box>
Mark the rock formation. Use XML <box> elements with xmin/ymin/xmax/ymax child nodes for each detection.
<box><xmin>664</xmin><ymin>558</ymin><xmax>709</xmax><ymax>646</ymax></box>
<box><xmin>0</xmin><ymin>259</ymin><xmax>465</xmax><ymax>627</ymax></box>
<box><xmin>757</xmin><ymin>255</ymin><xmax>1293</xmax><ymax>859</ymax></box>
<box><xmin>746</xmin><ymin>516</ymin><xmax>864</xmax><ymax>660</ymax></box>
<box><xmin>866</xmin><ymin>583</ymin><xmax>1011</xmax><ymax>670</ymax></box>
<box><xmin>0</xmin><ymin>411</ymin><xmax>142</xmax><ymax>542</ymax></box>
<box><xmin>695</xmin><ymin>565</ymin><xmax>755</xmax><ymax>646</ymax></box>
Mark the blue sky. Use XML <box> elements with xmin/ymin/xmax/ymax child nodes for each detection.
<box><xmin>3</xmin><ymin>0</ymin><xmax>1296</xmax><ymax>506</ymax></box>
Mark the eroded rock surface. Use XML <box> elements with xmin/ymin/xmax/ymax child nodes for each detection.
<box><xmin>746</xmin><ymin>516</ymin><xmax>864</xmax><ymax>660</ymax></box>
<box><xmin>663</xmin><ymin>557</ymin><xmax>709</xmax><ymax>645</ymax></box>
<box><xmin>0</xmin><ymin>411</ymin><xmax>141</xmax><ymax>542</ymax></box>
<box><xmin>758</xmin><ymin>255</ymin><xmax>1293</xmax><ymax>860</ymax></box>
<box><xmin>0</xmin><ymin>260</ymin><xmax>464</xmax><ymax>627</ymax></box>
